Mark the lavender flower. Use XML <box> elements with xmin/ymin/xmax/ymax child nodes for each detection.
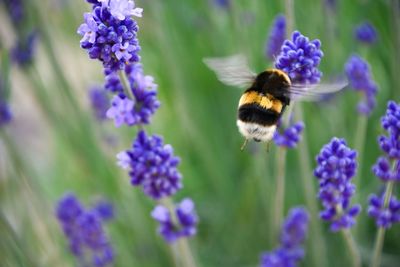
<box><xmin>1</xmin><ymin>0</ymin><xmax>24</xmax><ymax>24</ymax></box>
<box><xmin>77</xmin><ymin>1</ymin><xmax>141</xmax><ymax>71</ymax></box>
<box><xmin>11</xmin><ymin>30</ymin><xmax>38</xmax><ymax>67</ymax></box>
<box><xmin>109</xmin><ymin>0</ymin><xmax>143</xmax><ymax>20</ymax></box>
<box><xmin>354</xmin><ymin>22</ymin><xmax>378</xmax><ymax>44</ymax></box>
<box><xmin>105</xmin><ymin>64</ymin><xmax>159</xmax><ymax>126</ymax></box>
<box><xmin>314</xmin><ymin>138</ymin><xmax>361</xmax><ymax>231</ymax></box>
<box><xmin>368</xmin><ymin>101</ymin><xmax>400</xmax><ymax>228</ymax></box>
<box><xmin>275</xmin><ymin>31</ymin><xmax>323</xmax><ymax>84</ymax></box>
<box><xmin>93</xmin><ymin>200</ymin><xmax>114</xmax><ymax>221</ymax></box>
<box><xmin>368</xmin><ymin>194</ymin><xmax>400</xmax><ymax>229</ymax></box>
<box><xmin>265</xmin><ymin>14</ymin><xmax>286</xmax><ymax>60</ymax></box>
<box><xmin>104</xmin><ymin>70</ymin><xmax>124</xmax><ymax>93</ymax></box>
<box><xmin>213</xmin><ymin>0</ymin><xmax>230</xmax><ymax>8</ymax></box>
<box><xmin>56</xmin><ymin>193</ymin><xmax>113</xmax><ymax>267</ymax></box>
<box><xmin>345</xmin><ymin>54</ymin><xmax>378</xmax><ymax>116</ymax></box>
<box><xmin>0</xmin><ymin>102</ymin><xmax>12</xmax><ymax>126</ymax></box>
<box><xmin>151</xmin><ymin>198</ymin><xmax>198</xmax><ymax>243</ymax></box>
<box><xmin>273</xmin><ymin>121</ymin><xmax>304</xmax><ymax>149</ymax></box>
<box><xmin>371</xmin><ymin>101</ymin><xmax>400</xmax><ymax>179</ymax></box>
<box><xmin>89</xmin><ymin>86</ymin><xmax>109</xmax><ymax>121</ymax></box>
<box><xmin>117</xmin><ymin>130</ymin><xmax>183</xmax><ymax>199</ymax></box>
<box><xmin>260</xmin><ymin>207</ymin><xmax>309</xmax><ymax>267</ymax></box>
<box><xmin>106</xmin><ymin>94</ymin><xmax>136</xmax><ymax>127</ymax></box>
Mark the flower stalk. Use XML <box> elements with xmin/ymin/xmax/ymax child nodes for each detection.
<box><xmin>370</xmin><ymin>180</ymin><xmax>394</xmax><ymax>267</ymax></box>
<box><xmin>273</xmin><ymin>147</ymin><xmax>287</xmax><ymax>234</ymax></box>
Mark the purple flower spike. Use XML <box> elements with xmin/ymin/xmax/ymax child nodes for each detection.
<box><xmin>273</xmin><ymin>121</ymin><xmax>304</xmax><ymax>149</ymax></box>
<box><xmin>151</xmin><ymin>198</ymin><xmax>198</xmax><ymax>243</ymax></box>
<box><xmin>260</xmin><ymin>207</ymin><xmax>309</xmax><ymax>267</ymax></box>
<box><xmin>354</xmin><ymin>22</ymin><xmax>378</xmax><ymax>44</ymax></box>
<box><xmin>125</xmin><ymin>64</ymin><xmax>160</xmax><ymax>125</ymax></box>
<box><xmin>345</xmin><ymin>55</ymin><xmax>377</xmax><ymax>116</ymax></box>
<box><xmin>266</xmin><ymin>14</ymin><xmax>286</xmax><ymax>60</ymax></box>
<box><xmin>368</xmin><ymin>194</ymin><xmax>400</xmax><ymax>229</ymax></box>
<box><xmin>369</xmin><ymin>101</ymin><xmax>400</xmax><ymax>228</ymax></box>
<box><xmin>376</xmin><ymin>101</ymin><xmax>400</xmax><ymax>161</ymax></box>
<box><xmin>77</xmin><ymin>3</ymin><xmax>141</xmax><ymax>71</ymax></box>
<box><xmin>275</xmin><ymin>31</ymin><xmax>323</xmax><ymax>84</ymax></box>
<box><xmin>314</xmin><ymin>137</ymin><xmax>361</xmax><ymax>231</ymax></box>
<box><xmin>56</xmin><ymin>193</ymin><xmax>114</xmax><ymax>267</ymax></box>
<box><xmin>117</xmin><ymin>130</ymin><xmax>183</xmax><ymax>199</ymax></box>
<box><xmin>104</xmin><ymin>64</ymin><xmax>159</xmax><ymax>127</ymax></box>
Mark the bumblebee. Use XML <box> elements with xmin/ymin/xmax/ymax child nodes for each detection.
<box><xmin>204</xmin><ymin>54</ymin><xmax>346</xmax><ymax>148</ymax></box>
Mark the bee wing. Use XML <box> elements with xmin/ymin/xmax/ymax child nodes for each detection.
<box><xmin>286</xmin><ymin>79</ymin><xmax>348</xmax><ymax>101</ymax></box>
<box><xmin>203</xmin><ymin>54</ymin><xmax>256</xmax><ymax>88</ymax></box>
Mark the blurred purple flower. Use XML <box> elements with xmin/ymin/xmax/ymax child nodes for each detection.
<box><xmin>0</xmin><ymin>102</ymin><xmax>12</xmax><ymax>127</ymax></box>
<box><xmin>314</xmin><ymin>138</ymin><xmax>361</xmax><ymax>231</ymax></box>
<box><xmin>89</xmin><ymin>87</ymin><xmax>109</xmax><ymax>121</ymax></box>
<box><xmin>354</xmin><ymin>22</ymin><xmax>378</xmax><ymax>44</ymax></box>
<box><xmin>273</xmin><ymin>121</ymin><xmax>304</xmax><ymax>149</ymax></box>
<box><xmin>117</xmin><ymin>130</ymin><xmax>183</xmax><ymax>199</ymax></box>
<box><xmin>151</xmin><ymin>198</ymin><xmax>198</xmax><ymax>243</ymax></box>
<box><xmin>56</xmin><ymin>193</ymin><xmax>113</xmax><ymax>267</ymax></box>
<box><xmin>345</xmin><ymin>54</ymin><xmax>377</xmax><ymax>116</ymax></box>
<box><xmin>11</xmin><ymin>30</ymin><xmax>38</xmax><ymax>67</ymax></box>
<box><xmin>213</xmin><ymin>0</ymin><xmax>230</xmax><ymax>8</ymax></box>
<box><xmin>260</xmin><ymin>207</ymin><xmax>309</xmax><ymax>267</ymax></box>
<box><xmin>2</xmin><ymin>0</ymin><xmax>24</xmax><ymax>24</ymax></box>
<box><xmin>265</xmin><ymin>14</ymin><xmax>286</xmax><ymax>60</ymax></box>
<box><xmin>93</xmin><ymin>200</ymin><xmax>114</xmax><ymax>221</ymax></box>
<box><xmin>275</xmin><ymin>31</ymin><xmax>323</xmax><ymax>84</ymax></box>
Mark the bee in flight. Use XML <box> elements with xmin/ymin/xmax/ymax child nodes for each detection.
<box><xmin>203</xmin><ymin>54</ymin><xmax>347</xmax><ymax>149</ymax></box>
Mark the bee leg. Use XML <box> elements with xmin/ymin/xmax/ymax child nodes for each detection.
<box><xmin>266</xmin><ymin>141</ymin><xmax>271</xmax><ymax>152</ymax></box>
<box><xmin>240</xmin><ymin>139</ymin><xmax>249</xmax><ymax>151</ymax></box>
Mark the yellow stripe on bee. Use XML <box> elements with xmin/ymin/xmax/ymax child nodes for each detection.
<box><xmin>239</xmin><ymin>91</ymin><xmax>283</xmax><ymax>113</ymax></box>
<box><xmin>239</xmin><ymin>91</ymin><xmax>273</xmax><ymax>109</ymax></box>
<box><xmin>271</xmin><ymin>99</ymin><xmax>283</xmax><ymax>113</ymax></box>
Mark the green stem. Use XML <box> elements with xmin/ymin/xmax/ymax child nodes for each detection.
<box><xmin>285</xmin><ymin>0</ymin><xmax>294</xmax><ymax>37</ymax></box>
<box><xmin>273</xmin><ymin>147</ymin><xmax>287</xmax><ymax>235</ymax></box>
<box><xmin>370</xmin><ymin>181</ymin><xmax>395</xmax><ymax>267</ymax></box>
<box><xmin>161</xmin><ymin>198</ymin><xmax>198</xmax><ymax>267</ymax></box>
<box><xmin>295</xmin><ymin>106</ymin><xmax>328</xmax><ymax>267</ymax></box>
<box><xmin>118</xmin><ymin>70</ymin><xmax>135</xmax><ymax>100</ymax></box>
<box><xmin>353</xmin><ymin>115</ymin><xmax>368</xmax><ymax>201</ymax></box>
<box><xmin>391</xmin><ymin>0</ymin><xmax>400</xmax><ymax>99</ymax></box>
<box><xmin>353</xmin><ymin>114</ymin><xmax>368</xmax><ymax>240</ymax></box>
<box><xmin>353</xmin><ymin>115</ymin><xmax>368</xmax><ymax>191</ymax></box>
<box><xmin>341</xmin><ymin>228</ymin><xmax>361</xmax><ymax>267</ymax></box>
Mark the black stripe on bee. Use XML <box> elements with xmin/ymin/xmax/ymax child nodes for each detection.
<box><xmin>238</xmin><ymin>103</ymin><xmax>282</xmax><ymax>126</ymax></box>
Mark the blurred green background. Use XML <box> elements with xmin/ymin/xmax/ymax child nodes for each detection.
<box><xmin>0</xmin><ymin>0</ymin><xmax>399</xmax><ymax>266</ymax></box>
